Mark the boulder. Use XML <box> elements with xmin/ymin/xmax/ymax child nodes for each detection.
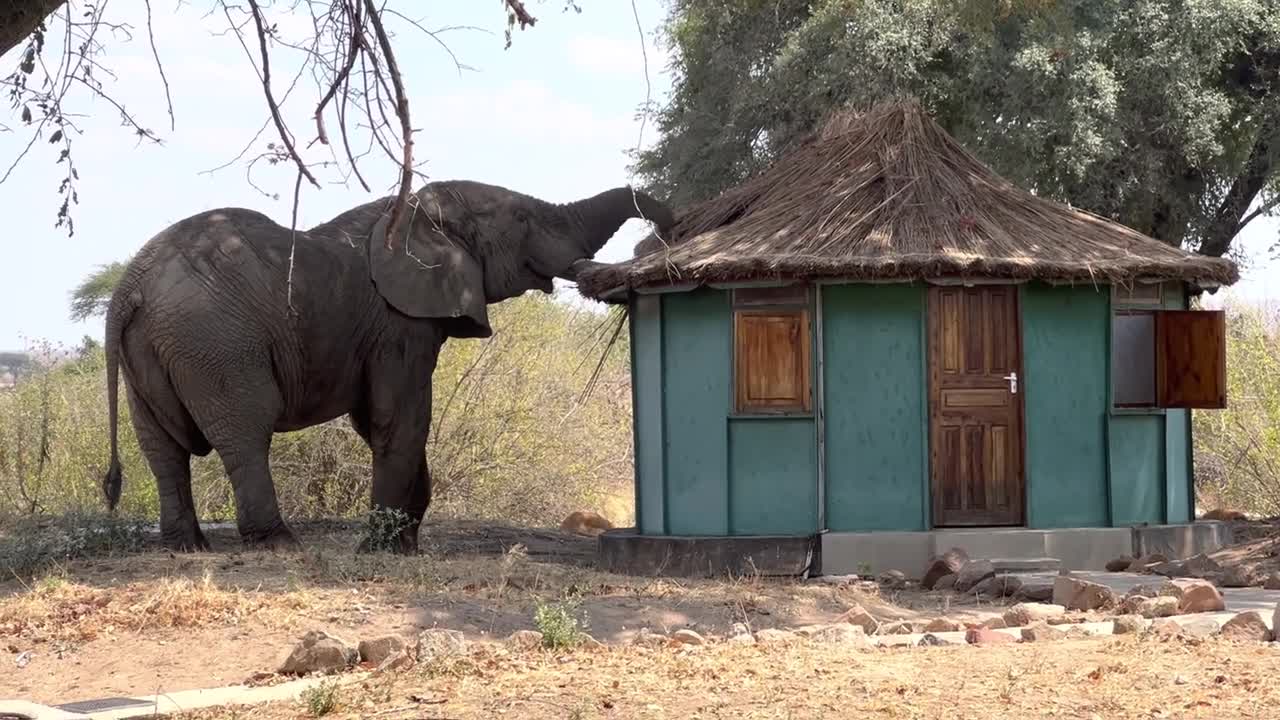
<box><xmin>754</xmin><ymin>628</ymin><xmax>800</xmax><ymax>646</ymax></box>
<box><xmin>670</xmin><ymin>629</ymin><xmax>707</xmax><ymax>646</ymax></box>
<box><xmin>1219</xmin><ymin>611</ymin><xmax>1271</xmax><ymax>642</ymax></box>
<box><xmin>1262</xmin><ymin>573</ymin><xmax>1280</xmax><ymax>591</ymax></box>
<box><xmin>1219</xmin><ymin>566</ymin><xmax>1257</xmax><ymax>588</ymax></box>
<box><xmin>877</xmin><ymin>570</ymin><xmax>908</xmax><ymax>590</ymax></box>
<box><xmin>922</xmin><ymin>547</ymin><xmax>969</xmax><ymax>590</ymax></box>
<box><xmin>933</xmin><ymin>574</ymin><xmax>959</xmax><ymax>592</ymax></box>
<box><xmin>632</xmin><ymin>629</ymin><xmax>668</xmax><ymax>647</ymax></box>
<box><xmin>965</xmin><ymin>626</ymin><xmax>1015</xmax><ymax>645</ymax></box>
<box><xmin>505</xmin><ymin>630</ymin><xmax>544</xmax><ymax>651</ymax></box>
<box><xmin>1121</xmin><ymin>596</ymin><xmax>1178</xmax><ymax>619</ymax></box>
<box><xmin>1105</xmin><ymin>556</ymin><xmax>1135</xmax><ymax>572</ymax></box>
<box><xmin>1125</xmin><ymin>581</ymin><xmax>1184</xmax><ymax>600</ymax></box>
<box><xmin>973</xmin><ymin>575</ymin><xmax>1022</xmax><ymax>599</ymax></box>
<box><xmin>560</xmin><ymin>510</ymin><xmax>613</xmax><ymax>536</ymax></box>
<box><xmin>836</xmin><ymin>605</ymin><xmax>880</xmax><ymax>635</ymax></box>
<box><xmin>1151</xmin><ymin>553</ymin><xmax>1223</xmax><ymax>580</ymax></box>
<box><xmin>1177</xmin><ymin>581</ymin><xmax>1226</xmax><ymax>614</ymax></box>
<box><xmin>924</xmin><ymin>617</ymin><xmax>964</xmax><ymax>633</ymax></box>
<box><xmin>278</xmin><ymin>630</ymin><xmax>358</xmax><ymax>675</ymax></box>
<box><xmin>373</xmin><ymin>650</ymin><xmax>414</xmax><ymax>675</ymax></box>
<box><xmin>980</xmin><ymin>617</ymin><xmax>1009</xmax><ymax>630</ymax></box>
<box><xmin>953</xmin><ymin>559</ymin><xmax>996</xmax><ymax>593</ymax></box>
<box><xmin>795</xmin><ymin>624</ymin><xmax>870</xmax><ymax>645</ymax></box>
<box><xmin>1052</xmin><ymin>576</ymin><xmax>1116</xmax><ymax>612</ymax></box>
<box><xmin>1003</xmin><ymin>603</ymin><xmax>1067</xmax><ymax>627</ymax></box>
<box><xmin>1020</xmin><ymin>623</ymin><xmax>1066</xmax><ymax>642</ymax></box>
<box><xmin>1127</xmin><ymin>553</ymin><xmax>1168</xmax><ymax>573</ymax></box>
<box><xmin>1181</xmin><ymin>617</ymin><xmax>1223</xmax><ymax>639</ymax></box>
<box><xmin>918</xmin><ymin>633</ymin><xmax>956</xmax><ymax>647</ymax></box>
<box><xmin>416</xmin><ymin>628</ymin><xmax>467</xmax><ymax>662</ymax></box>
<box><xmin>357</xmin><ymin>635</ymin><xmax>407</xmax><ymax>665</ymax></box>
<box><xmin>727</xmin><ymin>623</ymin><xmax>755</xmax><ymax>645</ymax></box>
<box><xmin>1012</xmin><ymin>582</ymin><xmax>1055</xmax><ymax>603</ymax></box>
<box><xmin>1110</xmin><ymin>614</ymin><xmax>1145</xmax><ymax>635</ymax></box>
<box><xmin>878</xmin><ymin>621</ymin><xmax>923</xmax><ymax>635</ymax></box>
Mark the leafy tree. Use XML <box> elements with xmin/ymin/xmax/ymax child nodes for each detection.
<box><xmin>635</xmin><ymin>0</ymin><xmax>1280</xmax><ymax>259</ymax></box>
<box><xmin>68</xmin><ymin>259</ymin><xmax>129</xmax><ymax>323</ymax></box>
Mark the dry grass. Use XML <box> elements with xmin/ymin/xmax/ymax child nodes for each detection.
<box><xmin>578</xmin><ymin>98</ymin><xmax>1238</xmax><ymax>299</ymax></box>
<box><xmin>175</xmin><ymin>634</ymin><xmax>1280</xmax><ymax>719</ymax></box>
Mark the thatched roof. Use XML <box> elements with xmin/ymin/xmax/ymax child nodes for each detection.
<box><xmin>577</xmin><ymin>99</ymin><xmax>1238</xmax><ymax>300</ymax></box>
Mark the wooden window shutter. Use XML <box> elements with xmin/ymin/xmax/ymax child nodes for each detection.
<box><xmin>734</xmin><ymin>309</ymin><xmax>811</xmax><ymax>413</ymax></box>
<box><xmin>1155</xmin><ymin>309</ymin><xmax>1227</xmax><ymax>409</ymax></box>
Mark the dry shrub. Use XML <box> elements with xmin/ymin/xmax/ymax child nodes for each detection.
<box><xmin>0</xmin><ymin>293</ymin><xmax>634</xmax><ymax>528</ymax></box>
<box><xmin>0</xmin><ymin>572</ymin><xmax>311</xmax><ymax>643</ymax></box>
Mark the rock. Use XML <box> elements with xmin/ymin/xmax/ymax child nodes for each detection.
<box><xmin>374</xmin><ymin>650</ymin><xmax>414</xmax><ymax>674</ymax></box>
<box><xmin>954</xmin><ymin>559</ymin><xmax>996</xmax><ymax>593</ymax></box>
<box><xmin>505</xmin><ymin>630</ymin><xmax>544</xmax><ymax>651</ymax></box>
<box><xmin>1126</xmin><ymin>581</ymin><xmax>1184</xmax><ymax>600</ymax></box>
<box><xmin>632</xmin><ymin>629</ymin><xmax>667</xmax><ymax>647</ymax></box>
<box><xmin>1220</xmin><ymin>611</ymin><xmax>1271</xmax><ymax>642</ymax></box>
<box><xmin>358</xmin><ymin>636</ymin><xmax>407</xmax><ymax>665</ymax></box>
<box><xmin>1152</xmin><ymin>553</ymin><xmax>1223</xmax><ymax>580</ymax></box>
<box><xmin>1046</xmin><ymin>613</ymin><xmax>1088</xmax><ymax>626</ymax></box>
<box><xmin>924</xmin><ymin>617</ymin><xmax>963</xmax><ymax>633</ymax></box>
<box><xmin>918</xmin><ymin>633</ymin><xmax>955</xmax><ymax>647</ymax></box>
<box><xmin>836</xmin><ymin>605</ymin><xmax>881</xmax><ymax>634</ymax></box>
<box><xmin>1106</xmin><ymin>556</ymin><xmax>1135</xmax><ymax>572</ymax></box>
<box><xmin>1127</xmin><ymin>553</ymin><xmax>1168</xmax><ymax>573</ymax></box>
<box><xmin>933</xmin><ymin>573</ymin><xmax>958</xmax><ymax>592</ymax></box>
<box><xmin>1003</xmin><ymin>603</ymin><xmax>1067</xmax><ymax>627</ymax></box>
<box><xmin>579</xmin><ymin>634</ymin><xmax>605</xmax><ymax>649</ymax></box>
<box><xmin>1020</xmin><ymin>623</ymin><xmax>1066</xmax><ymax>642</ymax></box>
<box><xmin>1273</xmin><ymin>601</ymin><xmax>1279</xmax><ymax>641</ymax></box>
<box><xmin>1262</xmin><ymin>573</ymin><xmax>1280</xmax><ymax>591</ymax></box>
<box><xmin>1122</xmin><ymin>596</ymin><xmax>1179</xmax><ymax>619</ymax></box>
<box><xmin>1151</xmin><ymin>618</ymin><xmax>1185</xmax><ymax>638</ymax></box>
<box><xmin>878</xmin><ymin>621</ymin><xmax>923</xmax><ymax>635</ymax></box>
<box><xmin>727</xmin><ymin>632</ymin><xmax>756</xmax><ymax>645</ymax></box>
<box><xmin>1052</xmin><ymin>576</ymin><xmax>1116</xmax><ymax>612</ymax></box>
<box><xmin>1201</xmin><ymin>508</ymin><xmax>1247</xmax><ymax>521</ymax></box>
<box><xmin>1178</xmin><ymin>581</ymin><xmax>1226</xmax><ymax>614</ymax></box>
<box><xmin>1219</xmin><ymin>566</ymin><xmax>1256</xmax><ymax>588</ymax></box>
<box><xmin>816</xmin><ymin>574</ymin><xmax>860</xmax><ymax>586</ymax></box>
<box><xmin>278</xmin><ymin>630</ymin><xmax>358</xmax><ymax>675</ymax></box>
<box><xmin>559</xmin><ymin>510</ymin><xmax>613</xmax><ymax>536</ymax></box>
<box><xmin>980</xmin><ymin>617</ymin><xmax>1009</xmax><ymax>630</ymax></box>
<box><xmin>754</xmin><ymin>628</ymin><xmax>800</xmax><ymax>646</ymax></box>
<box><xmin>1181</xmin><ymin>617</ymin><xmax>1222</xmax><ymax>639</ymax></box>
<box><xmin>416</xmin><ymin>629</ymin><xmax>467</xmax><ymax>662</ymax></box>
<box><xmin>796</xmin><ymin>624</ymin><xmax>870</xmax><ymax>645</ymax></box>
<box><xmin>922</xmin><ymin>547</ymin><xmax>969</xmax><ymax>590</ymax></box>
<box><xmin>973</xmin><ymin>575</ymin><xmax>1022</xmax><ymax>599</ymax></box>
<box><xmin>1111</xmin><ymin>614</ymin><xmax>1145</xmax><ymax>635</ymax></box>
<box><xmin>877</xmin><ymin>569</ymin><xmax>908</xmax><ymax>590</ymax></box>
<box><xmin>965</xmin><ymin>626</ymin><xmax>1015</xmax><ymax>645</ymax></box>
<box><xmin>669</xmin><ymin>629</ymin><xmax>707</xmax><ymax>647</ymax></box>
<box><xmin>1012</xmin><ymin>582</ymin><xmax>1055</xmax><ymax>603</ymax></box>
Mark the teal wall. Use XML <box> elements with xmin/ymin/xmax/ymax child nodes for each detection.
<box><xmin>1022</xmin><ymin>284</ymin><xmax>1111</xmax><ymax>527</ymax></box>
<box><xmin>822</xmin><ymin>284</ymin><xmax>928</xmax><ymax>531</ymax></box>
<box><xmin>628</xmin><ymin>280</ymin><xmax>1197</xmax><ymax>536</ymax></box>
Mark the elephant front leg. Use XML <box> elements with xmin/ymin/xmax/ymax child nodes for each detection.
<box><xmin>359</xmin><ymin>444</ymin><xmax>431</xmax><ymax>554</ymax></box>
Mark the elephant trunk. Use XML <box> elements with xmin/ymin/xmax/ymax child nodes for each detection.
<box><xmin>560</xmin><ymin>187</ymin><xmax>675</xmax><ymax>257</ymax></box>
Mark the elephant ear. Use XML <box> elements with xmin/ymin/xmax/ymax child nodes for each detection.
<box><xmin>367</xmin><ymin>207</ymin><xmax>492</xmax><ymax>339</ymax></box>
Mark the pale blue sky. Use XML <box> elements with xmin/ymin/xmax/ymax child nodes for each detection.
<box><xmin>0</xmin><ymin>2</ymin><xmax>1275</xmax><ymax>352</ymax></box>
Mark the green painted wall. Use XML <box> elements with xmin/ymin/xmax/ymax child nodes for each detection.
<box><xmin>631</xmin><ymin>294</ymin><xmax>666</xmax><ymax>534</ymax></box>
<box><xmin>1022</xmin><ymin>283</ymin><xmax>1111</xmax><ymax>528</ymax></box>
<box><xmin>660</xmin><ymin>289</ymin><xmax>730</xmax><ymax>535</ymax></box>
<box><xmin>1163</xmin><ymin>284</ymin><xmax>1194</xmax><ymax>523</ymax></box>
<box><xmin>821</xmin><ymin>284</ymin><xmax>928</xmax><ymax>531</ymax></box>
<box><xmin>728</xmin><ymin>419</ymin><xmax>818</xmax><ymax>534</ymax></box>
<box><xmin>1108</xmin><ymin>415</ymin><xmax>1166</xmax><ymax>524</ymax></box>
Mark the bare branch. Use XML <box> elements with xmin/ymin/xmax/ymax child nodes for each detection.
<box><xmin>245</xmin><ymin>0</ymin><xmax>320</xmax><ymax>188</ymax></box>
<box><xmin>363</xmin><ymin>0</ymin><xmax>414</xmax><ymax>250</ymax></box>
<box><xmin>142</xmin><ymin>0</ymin><xmax>175</xmax><ymax>131</ymax></box>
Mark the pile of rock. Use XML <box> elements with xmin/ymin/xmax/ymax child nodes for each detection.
<box><xmin>275</xmin><ymin>627</ymin><xmax>467</xmax><ymax>677</ymax></box>
<box><xmin>1107</xmin><ymin>550</ymin><xmax>1280</xmax><ymax>590</ymax></box>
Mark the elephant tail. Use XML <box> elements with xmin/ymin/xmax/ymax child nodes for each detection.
<box><xmin>102</xmin><ymin>282</ymin><xmax>140</xmax><ymax>513</ymax></box>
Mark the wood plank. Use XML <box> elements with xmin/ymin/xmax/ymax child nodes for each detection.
<box><xmin>1155</xmin><ymin>309</ymin><xmax>1226</xmax><ymax>409</ymax></box>
<box><xmin>734</xmin><ymin>308</ymin><xmax>812</xmax><ymax>413</ymax></box>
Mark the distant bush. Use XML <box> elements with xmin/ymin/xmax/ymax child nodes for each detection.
<box><xmin>0</xmin><ymin>294</ymin><xmax>635</xmax><ymax>529</ymax></box>
<box><xmin>0</xmin><ymin>512</ymin><xmax>148</xmax><ymax>581</ymax></box>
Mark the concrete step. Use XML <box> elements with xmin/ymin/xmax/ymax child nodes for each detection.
<box><xmin>990</xmin><ymin>557</ymin><xmax>1061</xmax><ymax>574</ymax></box>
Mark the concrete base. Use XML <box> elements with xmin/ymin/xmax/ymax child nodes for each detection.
<box><xmin>596</xmin><ymin>529</ymin><xmax>817</xmax><ymax>579</ymax></box>
<box><xmin>821</xmin><ymin>521</ymin><xmax>1231</xmax><ymax>577</ymax></box>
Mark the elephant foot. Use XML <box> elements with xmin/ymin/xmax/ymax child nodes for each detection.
<box><xmin>241</xmin><ymin>523</ymin><xmax>300</xmax><ymax>552</ymax></box>
<box><xmin>161</xmin><ymin>524</ymin><xmax>211</xmax><ymax>553</ymax></box>
<box><xmin>355</xmin><ymin>529</ymin><xmax>420</xmax><ymax>555</ymax></box>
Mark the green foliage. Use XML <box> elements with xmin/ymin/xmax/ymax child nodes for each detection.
<box><xmin>68</xmin><ymin>259</ymin><xmax>130</xmax><ymax>322</ymax></box>
<box><xmin>637</xmin><ymin>0</ymin><xmax>1280</xmax><ymax>257</ymax></box>
<box><xmin>533</xmin><ymin>594</ymin><xmax>587</xmax><ymax>649</ymax></box>
<box><xmin>1193</xmin><ymin>296</ymin><xmax>1280</xmax><ymax>516</ymax></box>
<box><xmin>299</xmin><ymin>679</ymin><xmax>341</xmax><ymax>717</ymax></box>
<box><xmin>0</xmin><ymin>293</ymin><xmax>635</xmax><ymax>529</ymax></box>
<box><xmin>362</xmin><ymin>507</ymin><xmax>413</xmax><ymax>552</ymax></box>
<box><xmin>0</xmin><ymin>512</ymin><xmax>148</xmax><ymax>582</ymax></box>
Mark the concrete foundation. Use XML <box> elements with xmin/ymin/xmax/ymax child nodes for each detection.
<box><xmin>821</xmin><ymin>521</ymin><xmax>1230</xmax><ymax>576</ymax></box>
<box><xmin>596</xmin><ymin>530</ymin><xmax>817</xmax><ymax>578</ymax></box>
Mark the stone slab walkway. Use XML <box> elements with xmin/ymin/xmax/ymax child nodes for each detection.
<box><xmin>1010</xmin><ymin>570</ymin><xmax>1280</xmax><ymax>617</ymax></box>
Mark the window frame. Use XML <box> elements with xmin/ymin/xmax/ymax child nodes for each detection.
<box><xmin>729</xmin><ymin>284</ymin><xmax>814</xmax><ymax>417</ymax></box>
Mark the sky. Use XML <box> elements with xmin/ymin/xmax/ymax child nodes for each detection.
<box><xmin>0</xmin><ymin>1</ymin><xmax>1276</xmax><ymax>352</ymax></box>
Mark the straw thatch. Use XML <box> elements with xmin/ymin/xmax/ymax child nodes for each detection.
<box><xmin>577</xmin><ymin>98</ymin><xmax>1238</xmax><ymax>300</ymax></box>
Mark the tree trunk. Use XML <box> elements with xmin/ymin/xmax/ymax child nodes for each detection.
<box><xmin>0</xmin><ymin>0</ymin><xmax>64</xmax><ymax>60</ymax></box>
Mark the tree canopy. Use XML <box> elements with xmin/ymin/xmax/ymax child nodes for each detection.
<box><xmin>634</xmin><ymin>0</ymin><xmax>1280</xmax><ymax>260</ymax></box>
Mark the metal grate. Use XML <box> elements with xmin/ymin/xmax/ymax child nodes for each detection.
<box><xmin>55</xmin><ymin>697</ymin><xmax>151</xmax><ymax>713</ymax></box>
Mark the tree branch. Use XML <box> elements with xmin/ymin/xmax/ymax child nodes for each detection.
<box><xmin>363</xmin><ymin>0</ymin><xmax>414</xmax><ymax>250</ymax></box>
<box><xmin>246</xmin><ymin>0</ymin><xmax>320</xmax><ymax>189</ymax></box>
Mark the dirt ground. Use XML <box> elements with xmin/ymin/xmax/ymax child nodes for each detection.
<box><xmin>0</xmin><ymin>520</ymin><xmax>1006</xmax><ymax>707</ymax></box>
<box><xmin>2</xmin><ymin>518</ymin><xmax>1278</xmax><ymax>718</ymax></box>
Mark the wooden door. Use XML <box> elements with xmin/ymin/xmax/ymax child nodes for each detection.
<box><xmin>928</xmin><ymin>285</ymin><xmax>1025</xmax><ymax>526</ymax></box>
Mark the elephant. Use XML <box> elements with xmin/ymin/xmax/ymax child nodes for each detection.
<box><xmin>100</xmin><ymin>179</ymin><xmax>674</xmax><ymax>553</ymax></box>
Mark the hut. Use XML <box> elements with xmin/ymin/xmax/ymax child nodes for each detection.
<box><xmin>574</xmin><ymin>99</ymin><xmax>1240</xmax><ymax>578</ymax></box>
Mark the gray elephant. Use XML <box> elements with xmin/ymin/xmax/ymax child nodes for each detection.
<box><xmin>100</xmin><ymin>180</ymin><xmax>674</xmax><ymax>553</ymax></box>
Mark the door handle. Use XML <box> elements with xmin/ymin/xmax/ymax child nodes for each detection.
<box><xmin>1003</xmin><ymin>372</ymin><xmax>1018</xmax><ymax>394</ymax></box>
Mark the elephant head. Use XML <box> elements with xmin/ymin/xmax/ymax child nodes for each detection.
<box><xmin>368</xmin><ymin>180</ymin><xmax>673</xmax><ymax>338</ymax></box>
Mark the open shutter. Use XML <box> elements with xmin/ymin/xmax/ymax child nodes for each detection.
<box><xmin>734</xmin><ymin>308</ymin><xmax>811</xmax><ymax>413</ymax></box>
<box><xmin>1155</xmin><ymin>309</ymin><xmax>1227</xmax><ymax>409</ymax></box>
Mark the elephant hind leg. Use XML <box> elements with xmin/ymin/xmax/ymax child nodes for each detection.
<box><xmin>125</xmin><ymin>384</ymin><xmax>208</xmax><ymax>552</ymax></box>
